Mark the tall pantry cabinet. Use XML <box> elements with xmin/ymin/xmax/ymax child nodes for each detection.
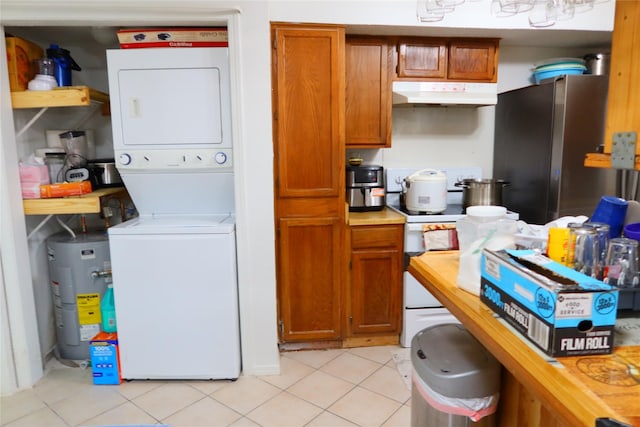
<box><xmin>271</xmin><ymin>23</ymin><xmax>346</xmax><ymax>346</ymax></box>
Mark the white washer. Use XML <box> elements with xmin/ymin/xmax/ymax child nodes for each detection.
<box><xmin>108</xmin><ymin>215</ymin><xmax>240</xmax><ymax>380</ymax></box>
<box><xmin>106</xmin><ymin>47</ymin><xmax>240</xmax><ymax>379</ymax></box>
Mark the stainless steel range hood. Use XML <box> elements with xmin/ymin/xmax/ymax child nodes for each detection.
<box><xmin>392</xmin><ymin>81</ymin><xmax>498</xmax><ymax>106</ymax></box>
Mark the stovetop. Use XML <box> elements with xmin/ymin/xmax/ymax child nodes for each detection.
<box><xmin>387</xmin><ymin>203</ymin><xmax>467</xmax><ymax>223</ymax></box>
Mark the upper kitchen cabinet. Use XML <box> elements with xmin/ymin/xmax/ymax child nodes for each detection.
<box><xmin>345</xmin><ymin>37</ymin><xmax>392</xmax><ymax>148</ymax></box>
<box><xmin>397</xmin><ymin>38</ymin><xmax>447</xmax><ymax>79</ymax></box>
<box><xmin>448</xmin><ymin>39</ymin><xmax>498</xmax><ymax>82</ymax></box>
<box><xmin>271</xmin><ymin>23</ymin><xmax>346</xmax><ymax>347</ymax></box>
<box><xmin>396</xmin><ymin>37</ymin><xmax>499</xmax><ymax>83</ymax></box>
<box><xmin>586</xmin><ymin>0</ymin><xmax>640</xmax><ymax>170</ymax></box>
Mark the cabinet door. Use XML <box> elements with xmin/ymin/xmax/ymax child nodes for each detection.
<box><xmin>278</xmin><ymin>217</ymin><xmax>343</xmax><ymax>341</ymax></box>
<box><xmin>346</xmin><ymin>37</ymin><xmax>392</xmax><ymax>147</ymax></box>
<box><xmin>272</xmin><ymin>24</ymin><xmax>346</xmax><ymax>345</ymax></box>
<box><xmin>448</xmin><ymin>39</ymin><xmax>498</xmax><ymax>82</ymax></box>
<box><xmin>604</xmin><ymin>0</ymin><xmax>640</xmax><ymax>158</ymax></box>
<box><xmin>272</xmin><ymin>25</ymin><xmax>345</xmax><ymax>199</ymax></box>
<box><xmin>397</xmin><ymin>38</ymin><xmax>447</xmax><ymax>79</ymax></box>
<box><xmin>349</xmin><ymin>225</ymin><xmax>402</xmax><ymax>335</ymax></box>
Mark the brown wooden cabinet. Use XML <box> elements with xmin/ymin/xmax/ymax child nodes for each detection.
<box><xmin>448</xmin><ymin>39</ymin><xmax>498</xmax><ymax>82</ymax></box>
<box><xmin>585</xmin><ymin>0</ymin><xmax>640</xmax><ymax>170</ymax></box>
<box><xmin>271</xmin><ymin>23</ymin><xmax>346</xmax><ymax>347</ymax></box>
<box><xmin>397</xmin><ymin>38</ymin><xmax>447</xmax><ymax>79</ymax></box>
<box><xmin>345</xmin><ymin>37</ymin><xmax>393</xmax><ymax>148</ymax></box>
<box><xmin>397</xmin><ymin>37</ymin><xmax>499</xmax><ymax>83</ymax></box>
<box><xmin>347</xmin><ymin>224</ymin><xmax>402</xmax><ymax>343</ymax></box>
<box><xmin>604</xmin><ymin>0</ymin><xmax>640</xmax><ymax>163</ymax></box>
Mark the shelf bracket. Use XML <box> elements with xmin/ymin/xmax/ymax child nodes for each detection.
<box><xmin>611</xmin><ymin>132</ymin><xmax>637</xmax><ymax>170</ymax></box>
<box><xmin>16</xmin><ymin>107</ymin><xmax>49</xmax><ymax>138</ymax></box>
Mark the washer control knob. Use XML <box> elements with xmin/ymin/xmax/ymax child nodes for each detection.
<box><xmin>119</xmin><ymin>153</ymin><xmax>132</xmax><ymax>165</ymax></box>
<box><xmin>214</xmin><ymin>152</ymin><xmax>227</xmax><ymax>165</ymax></box>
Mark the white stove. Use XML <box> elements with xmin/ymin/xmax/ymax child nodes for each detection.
<box><xmin>386</xmin><ymin>167</ymin><xmax>520</xmax><ymax>347</ymax></box>
<box><xmin>386</xmin><ymin>167</ymin><xmax>480</xmax><ymax>347</ymax></box>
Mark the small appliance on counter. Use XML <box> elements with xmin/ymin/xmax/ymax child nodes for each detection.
<box><xmin>404</xmin><ymin>169</ymin><xmax>447</xmax><ymax>214</ymax></box>
<box><xmin>346</xmin><ymin>164</ymin><xmax>385</xmax><ymax>212</ymax></box>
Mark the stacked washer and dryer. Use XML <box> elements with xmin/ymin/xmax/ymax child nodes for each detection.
<box><xmin>105</xmin><ymin>47</ymin><xmax>240</xmax><ymax>380</ymax></box>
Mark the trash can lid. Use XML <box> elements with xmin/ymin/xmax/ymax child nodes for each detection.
<box><xmin>411</xmin><ymin>323</ymin><xmax>501</xmax><ymax>398</ymax></box>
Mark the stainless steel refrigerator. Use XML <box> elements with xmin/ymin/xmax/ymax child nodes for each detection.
<box><xmin>493</xmin><ymin>74</ymin><xmax>617</xmax><ymax>224</ymax></box>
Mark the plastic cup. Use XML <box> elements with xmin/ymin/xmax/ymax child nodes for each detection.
<box><xmin>603</xmin><ymin>237</ymin><xmax>639</xmax><ymax>287</ymax></box>
<box><xmin>582</xmin><ymin>222</ymin><xmax>610</xmax><ymax>279</ymax></box>
<box><xmin>590</xmin><ymin>195</ymin><xmax>629</xmax><ymax>238</ymax></box>
<box><xmin>624</xmin><ymin>222</ymin><xmax>640</xmax><ymax>243</ymax></box>
<box><xmin>568</xmin><ymin>226</ymin><xmax>600</xmax><ymax>278</ymax></box>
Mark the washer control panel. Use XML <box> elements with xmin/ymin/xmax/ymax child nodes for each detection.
<box><xmin>115</xmin><ymin>148</ymin><xmax>233</xmax><ymax>171</ymax></box>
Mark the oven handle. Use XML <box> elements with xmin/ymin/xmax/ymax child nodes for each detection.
<box><xmin>405</xmin><ymin>222</ymin><xmax>426</xmax><ymax>232</ymax></box>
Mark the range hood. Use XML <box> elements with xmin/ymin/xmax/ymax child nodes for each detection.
<box><xmin>392</xmin><ymin>81</ymin><xmax>498</xmax><ymax>106</ymax></box>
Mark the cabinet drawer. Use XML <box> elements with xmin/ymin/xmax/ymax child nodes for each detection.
<box><xmin>351</xmin><ymin>225</ymin><xmax>401</xmax><ymax>249</ymax></box>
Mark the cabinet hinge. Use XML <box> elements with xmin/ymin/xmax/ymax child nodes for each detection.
<box><xmin>349</xmin><ymin>315</ymin><xmax>353</xmax><ymax>324</ymax></box>
<box><xmin>278</xmin><ymin>320</ymin><xmax>284</xmax><ymax>337</ymax></box>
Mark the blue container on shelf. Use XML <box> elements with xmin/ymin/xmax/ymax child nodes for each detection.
<box><xmin>532</xmin><ymin>57</ymin><xmax>586</xmax><ymax>84</ymax></box>
<box><xmin>533</xmin><ymin>67</ymin><xmax>585</xmax><ymax>83</ymax></box>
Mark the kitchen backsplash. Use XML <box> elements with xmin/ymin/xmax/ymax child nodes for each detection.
<box><xmin>347</xmin><ymin>105</ymin><xmax>496</xmax><ymax>177</ymax></box>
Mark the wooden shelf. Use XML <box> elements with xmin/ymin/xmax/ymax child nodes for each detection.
<box><xmin>585</xmin><ymin>152</ymin><xmax>640</xmax><ymax>170</ymax></box>
<box><xmin>23</xmin><ymin>187</ymin><xmax>126</xmax><ymax>215</ymax></box>
<box><xmin>11</xmin><ymin>86</ymin><xmax>109</xmax><ymax>111</ymax></box>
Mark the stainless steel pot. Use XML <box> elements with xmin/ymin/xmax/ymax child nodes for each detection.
<box><xmin>88</xmin><ymin>159</ymin><xmax>122</xmax><ymax>188</ymax></box>
<box><xmin>455</xmin><ymin>178</ymin><xmax>510</xmax><ymax>209</ymax></box>
<box><xmin>583</xmin><ymin>53</ymin><xmax>610</xmax><ymax>76</ymax></box>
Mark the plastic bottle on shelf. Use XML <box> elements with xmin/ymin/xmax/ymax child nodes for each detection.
<box><xmin>101</xmin><ymin>284</ymin><xmax>117</xmax><ymax>333</ymax></box>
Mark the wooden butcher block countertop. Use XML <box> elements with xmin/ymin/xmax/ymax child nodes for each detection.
<box><xmin>347</xmin><ymin>207</ymin><xmax>405</xmax><ymax>226</ymax></box>
<box><xmin>408</xmin><ymin>251</ymin><xmax>639</xmax><ymax>427</ymax></box>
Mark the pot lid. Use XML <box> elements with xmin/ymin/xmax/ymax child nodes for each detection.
<box><xmin>407</xmin><ymin>168</ymin><xmax>446</xmax><ymax>182</ymax></box>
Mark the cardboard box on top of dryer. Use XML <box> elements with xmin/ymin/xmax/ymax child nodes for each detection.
<box><xmin>480</xmin><ymin>249</ymin><xmax>618</xmax><ymax>357</ymax></box>
<box><xmin>117</xmin><ymin>28</ymin><xmax>228</xmax><ymax>48</ymax></box>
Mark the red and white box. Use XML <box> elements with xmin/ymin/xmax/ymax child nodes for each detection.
<box><xmin>117</xmin><ymin>28</ymin><xmax>228</xmax><ymax>49</ymax></box>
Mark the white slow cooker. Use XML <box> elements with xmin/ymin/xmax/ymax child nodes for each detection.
<box><xmin>404</xmin><ymin>169</ymin><xmax>447</xmax><ymax>213</ymax></box>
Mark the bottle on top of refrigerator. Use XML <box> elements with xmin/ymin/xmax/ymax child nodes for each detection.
<box><xmin>101</xmin><ymin>284</ymin><xmax>117</xmax><ymax>333</ymax></box>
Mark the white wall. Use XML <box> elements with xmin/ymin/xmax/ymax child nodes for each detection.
<box><xmin>0</xmin><ymin>0</ymin><xmax>615</xmax><ymax>395</ymax></box>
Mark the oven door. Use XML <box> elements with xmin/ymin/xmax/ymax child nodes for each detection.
<box><xmin>403</xmin><ymin>222</ymin><xmax>450</xmax><ymax>308</ymax></box>
<box><xmin>404</xmin><ymin>271</ymin><xmax>444</xmax><ymax>308</ymax></box>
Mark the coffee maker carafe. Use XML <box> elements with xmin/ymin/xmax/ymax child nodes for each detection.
<box><xmin>346</xmin><ymin>165</ymin><xmax>385</xmax><ymax>212</ymax></box>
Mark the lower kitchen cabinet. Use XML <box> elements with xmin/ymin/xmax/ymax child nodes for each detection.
<box><xmin>277</xmin><ymin>217</ymin><xmax>343</xmax><ymax>343</ymax></box>
<box><xmin>347</xmin><ymin>224</ymin><xmax>402</xmax><ymax>343</ymax></box>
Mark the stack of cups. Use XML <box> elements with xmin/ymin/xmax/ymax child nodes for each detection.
<box><xmin>552</xmin><ymin>222</ymin><xmax>610</xmax><ymax>280</ymax></box>
<box><xmin>590</xmin><ymin>195</ymin><xmax>629</xmax><ymax>238</ymax></box>
<box><xmin>567</xmin><ymin>223</ymin><xmax>600</xmax><ymax>279</ymax></box>
<box><xmin>603</xmin><ymin>238</ymin><xmax>639</xmax><ymax>288</ymax></box>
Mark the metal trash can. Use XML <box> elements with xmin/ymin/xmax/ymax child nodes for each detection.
<box><xmin>411</xmin><ymin>323</ymin><xmax>501</xmax><ymax>427</ymax></box>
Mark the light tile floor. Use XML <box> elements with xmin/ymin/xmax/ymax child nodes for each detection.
<box><xmin>1</xmin><ymin>346</ymin><xmax>412</xmax><ymax>427</ymax></box>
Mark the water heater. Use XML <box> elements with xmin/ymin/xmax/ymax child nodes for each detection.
<box><xmin>47</xmin><ymin>231</ymin><xmax>111</xmax><ymax>360</ymax></box>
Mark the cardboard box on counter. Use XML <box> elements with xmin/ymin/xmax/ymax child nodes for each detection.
<box><xmin>40</xmin><ymin>181</ymin><xmax>92</xmax><ymax>198</ymax></box>
<box><xmin>480</xmin><ymin>249</ymin><xmax>618</xmax><ymax>357</ymax></box>
<box><xmin>5</xmin><ymin>35</ymin><xmax>44</xmax><ymax>91</ymax></box>
<box><xmin>90</xmin><ymin>332</ymin><xmax>121</xmax><ymax>385</ymax></box>
<box><xmin>117</xmin><ymin>27</ymin><xmax>228</xmax><ymax>48</ymax></box>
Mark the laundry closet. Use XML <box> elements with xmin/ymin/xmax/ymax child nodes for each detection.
<box><xmin>5</xmin><ymin>26</ymin><xmax>240</xmax><ymax>379</ymax></box>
